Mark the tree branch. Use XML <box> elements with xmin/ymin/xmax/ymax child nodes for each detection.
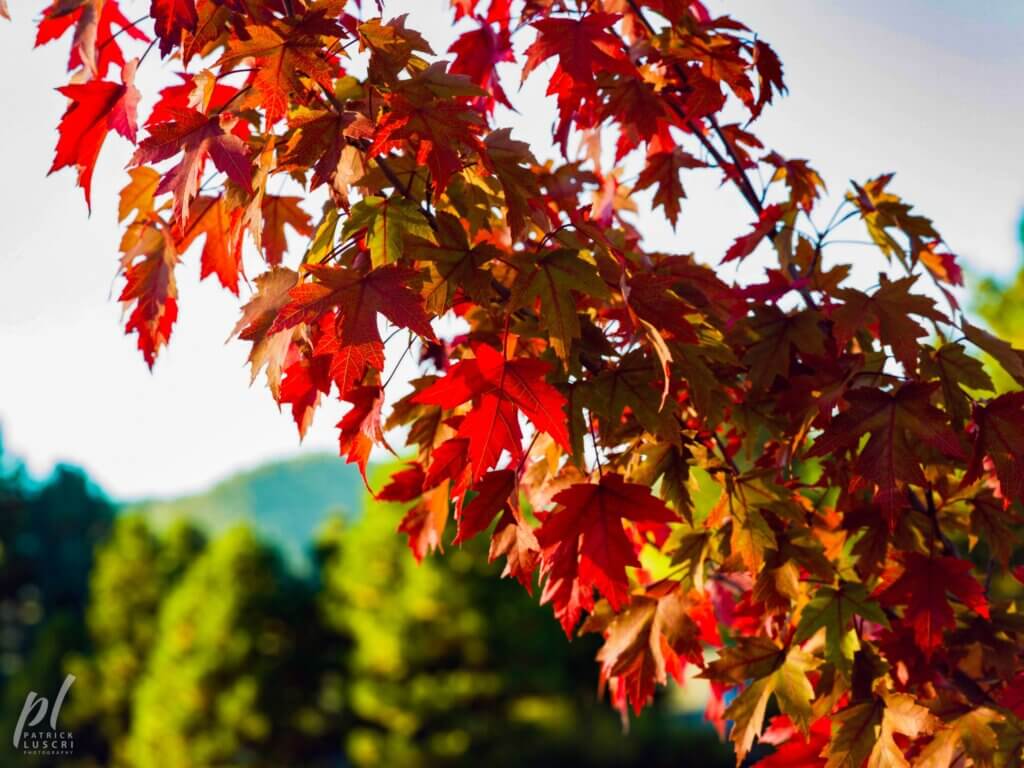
<box><xmin>622</xmin><ymin>1</ymin><xmax>818</xmax><ymax>308</ymax></box>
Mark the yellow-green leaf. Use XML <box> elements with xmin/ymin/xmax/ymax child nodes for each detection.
<box><xmin>342</xmin><ymin>195</ymin><xmax>435</xmax><ymax>267</ymax></box>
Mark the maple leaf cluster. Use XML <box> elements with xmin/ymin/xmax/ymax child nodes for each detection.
<box><xmin>21</xmin><ymin>0</ymin><xmax>1024</xmax><ymax>763</ymax></box>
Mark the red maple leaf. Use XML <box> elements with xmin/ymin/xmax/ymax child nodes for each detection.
<box><xmin>455</xmin><ymin>468</ymin><xmax>516</xmax><ymax>544</ymax></box>
<box><xmin>278</xmin><ymin>346</ymin><xmax>332</xmax><ymax>440</ymax></box>
<box><xmin>458</xmin><ymin>392</ymin><xmax>523</xmax><ymax>480</ymax></box>
<box><xmin>50</xmin><ymin>59</ymin><xmax>140</xmax><ymax>209</ymax></box>
<box><xmin>413</xmin><ymin>342</ymin><xmax>570</xmax><ymax>466</ymax></box>
<box><xmin>313</xmin><ymin>322</ymin><xmax>385</xmax><ymax>400</ymax></box>
<box><xmin>270</xmin><ymin>264</ymin><xmax>435</xmax><ymax>344</ymax></box>
<box><xmin>523</xmin><ymin>13</ymin><xmax>633</xmax><ymax>89</ymax></box>
<box><xmin>269</xmin><ymin>265</ymin><xmax>435</xmax><ymax>399</ymax></box>
<box><xmin>832</xmin><ymin>276</ymin><xmax>946</xmax><ymax>373</ymax></box>
<box><xmin>260</xmin><ymin>195</ymin><xmax>313</xmax><ymax>266</ymax></box>
<box><xmin>452</xmin><ymin>0</ymin><xmax>511</xmax><ymax>23</ymax></box>
<box><xmin>132</xmin><ymin>108</ymin><xmax>252</xmax><ymax>222</ymax></box>
<box><xmin>173</xmin><ymin>195</ymin><xmax>244</xmax><ymax>293</ymax></box>
<box><xmin>489</xmin><ymin>508</ymin><xmax>540</xmax><ymax>591</ymax></box>
<box><xmin>877</xmin><ymin>552</ymin><xmax>989</xmax><ymax>658</ymax></box>
<box><xmin>723</xmin><ymin>203</ymin><xmax>785</xmax><ymax>262</ymax></box>
<box><xmin>588</xmin><ymin>582</ymin><xmax>711</xmax><ymax>715</ymax></box>
<box><xmin>962</xmin><ymin>392</ymin><xmax>1024</xmax><ymax>502</ymax></box>
<box><xmin>808</xmin><ymin>383</ymin><xmax>964</xmax><ymax>525</ymax></box>
<box><xmin>998</xmin><ymin>671</ymin><xmax>1024</xmax><ymax>720</ymax></box>
<box><xmin>336</xmin><ymin>385</ymin><xmax>392</xmax><ymax>485</ymax></box>
<box><xmin>634</xmin><ymin>141</ymin><xmax>706</xmax><ymax>226</ymax></box>
<box><xmin>375</xmin><ymin>463</ymin><xmax>425</xmax><ymax>502</ymax></box>
<box><xmin>147</xmin><ymin>75</ymin><xmax>247</xmax><ymax>127</ymax></box>
<box><xmin>398</xmin><ymin>482</ymin><xmax>450</xmax><ymax>563</ymax></box>
<box><xmin>522</xmin><ymin>12</ymin><xmax>634</xmax><ymax>151</ymax></box>
<box><xmin>220</xmin><ymin>17</ymin><xmax>343</xmax><ymax>125</ymax></box>
<box><xmin>277</xmin><ymin>106</ymin><xmax>356</xmax><ymax>190</ymax></box>
<box><xmin>370</xmin><ymin>64</ymin><xmax>487</xmax><ymax>197</ymax></box>
<box><xmin>750</xmin><ymin>40</ymin><xmax>786</xmax><ymax>119</ymax></box>
<box><xmin>535</xmin><ymin>473</ymin><xmax>677</xmax><ymax>634</ymax></box>
<box><xmin>448</xmin><ymin>20</ymin><xmax>514</xmax><ymax>112</ymax></box>
<box><xmin>423</xmin><ymin>437</ymin><xmax>471</xmax><ymax>491</ymax></box>
<box><xmin>756</xmin><ymin>715</ymin><xmax>830</xmax><ymax>768</ymax></box>
<box><xmin>118</xmin><ymin>220</ymin><xmax>179</xmax><ymax>368</ymax></box>
<box><xmin>624</xmin><ymin>273</ymin><xmax>700</xmax><ymax>343</ymax></box>
<box><xmin>36</xmin><ymin>0</ymin><xmax>148</xmax><ymax>77</ymax></box>
<box><xmin>150</xmin><ymin>0</ymin><xmax>197</xmax><ymax>56</ymax></box>
<box><xmin>28</xmin><ymin>0</ymin><xmax>1024</xmax><ymax>755</ymax></box>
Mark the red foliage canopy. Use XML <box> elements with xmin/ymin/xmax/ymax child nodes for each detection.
<box><xmin>17</xmin><ymin>0</ymin><xmax>1024</xmax><ymax>762</ymax></box>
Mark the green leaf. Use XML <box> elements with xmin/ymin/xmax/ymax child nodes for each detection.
<box><xmin>669</xmin><ymin>528</ymin><xmax>711</xmax><ymax>591</ymax></box>
<box><xmin>826</xmin><ymin>700</ymin><xmax>883</xmax><ymax>768</ymax></box>
<box><xmin>771</xmin><ymin>647</ymin><xmax>819</xmax><ymax>733</ymax></box>
<box><xmin>511</xmin><ymin>249</ymin><xmax>609</xmax><ymax>362</ymax></box>
<box><xmin>304</xmin><ymin>206</ymin><xmax>340</xmax><ymax>265</ymax></box>
<box><xmin>795</xmin><ymin>581</ymin><xmax>889</xmax><ymax>669</ymax></box>
<box><xmin>342</xmin><ymin>196</ymin><xmax>435</xmax><ymax>267</ymax></box>
<box><xmin>411</xmin><ymin>212</ymin><xmax>495</xmax><ymax>313</ymax></box>
<box><xmin>964</xmin><ymin>320</ymin><xmax>1024</xmax><ymax>387</ymax></box>
<box><xmin>723</xmin><ymin>645</ymin><xmax>819</xmax><ymax>761</ymax></box>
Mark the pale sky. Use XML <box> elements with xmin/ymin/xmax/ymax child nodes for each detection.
<box><xmin>1</xmin><ymin>1</ymin><xmax>1022</xmax><ymax>499</ymax></box>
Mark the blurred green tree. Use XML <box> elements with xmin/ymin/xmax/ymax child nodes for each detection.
<box><xmin>0</xmin><ymin>461</ymin><xmax>113</xmax><ymax>676</ymax></box>
<box><xmin>123</xmin><ymin>526</ymin><xmax>347</xmax><ymax>768</ymax></box>
<box><xmin>64</xmin><ymin>516</ymin><xmax>206</xmax><ymax>766</ymax></box>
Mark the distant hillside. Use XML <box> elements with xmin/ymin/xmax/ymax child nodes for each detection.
<box><xmin>126</xmin><ymin>453</ymin><xmax>366</xmax><ymax>570</ymax></box>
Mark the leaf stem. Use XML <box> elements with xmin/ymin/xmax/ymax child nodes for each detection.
<box><xmin>588</xmin><ymin>412</ymin><xmax>604</xmax><ymax>476</ymax></box>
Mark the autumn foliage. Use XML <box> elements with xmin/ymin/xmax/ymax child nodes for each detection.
<box><xmin>18</xmin><ymin>0</ymin><xmax>1024</xmax><ymax>763</ymax></box>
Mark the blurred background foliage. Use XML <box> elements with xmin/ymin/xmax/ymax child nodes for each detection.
<box><xmin>0</xmin><ymin>445</ymin><xmax>729</xmax><ymax>767</ymax></box>
<box><xmin>972</xmin><ymin>215</ymin><xmax>1024</xmax><ymax>392</ymax></box>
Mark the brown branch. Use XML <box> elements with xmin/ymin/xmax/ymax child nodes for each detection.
<box><xmin>708</xmin><ymin>114</ymin><xmax>763</xmax><ymax>214</ymax></box>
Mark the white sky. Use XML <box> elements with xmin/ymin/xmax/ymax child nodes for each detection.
<box><xmin>1</xmin><ymin>0</ymin><xmax>1022</xmax><ymax>499</ymax></box>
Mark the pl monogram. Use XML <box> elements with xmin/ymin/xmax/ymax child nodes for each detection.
<box><xmin>12</xmin><ymin>674</ymin><xmax>75</xmax><ymax>758</ymax></box>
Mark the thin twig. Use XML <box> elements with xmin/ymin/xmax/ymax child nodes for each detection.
<box><xmin>138</xmin><ymin>39</ymin><xmax>159</xmax><ymax>65</ymax></box>
<box><xmin>98</xmin><ymin>15</ymin><xmax>148</xmax><ymax>50</ymax></box>
<box><xmin>622</xmin><ymin>0</ymin><xmax>818</xmax><ymax>309</ymax></box>
<box><xmin>588</xmin><ymin>412</ymin><xmax>604</xmax><ymax>476</ymax></box>
<box><xmin>382</xmin><ymin>333</ymin><xmax>415</xmax><ymax>390</ymax></box>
